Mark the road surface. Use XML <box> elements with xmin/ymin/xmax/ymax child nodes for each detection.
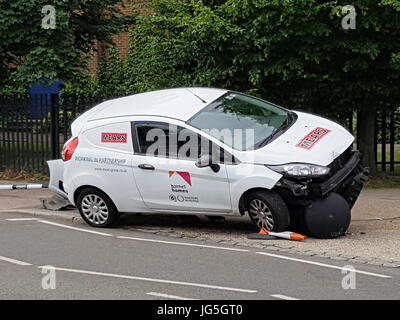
<box><xmin>0</xmin><ymin>211</ymin><xmax>399</xmax><ymax>300</ymax></box>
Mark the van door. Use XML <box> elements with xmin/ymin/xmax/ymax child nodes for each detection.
<box><xmin>131</xmin><ymin>121</ymin><xmax>232</xmax><ymax>213</ymax></box>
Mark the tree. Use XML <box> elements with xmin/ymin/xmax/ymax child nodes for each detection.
<box><xmin>126</xmin><ymin>0</ymin><xmax>400</xmax><ymax>174</ymax></box>
<box><xmin>0</xmin><ymin>0</ymin><xmax>134</xmax><ymax>86</ymax></box>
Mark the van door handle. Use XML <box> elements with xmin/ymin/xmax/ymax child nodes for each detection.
<box><xmin>138</xmin><ymin>164</ymin><xmax>155</xmax><ymax>170</ymax></box>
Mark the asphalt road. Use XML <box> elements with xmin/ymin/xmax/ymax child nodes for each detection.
<box><xmin>0</xmin><ymin>211</ymin><xmax>399</xmax><ymax>300</ymax></box>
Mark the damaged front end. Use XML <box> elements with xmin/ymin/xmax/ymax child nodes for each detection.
<box><xmin>273</xmin><ymin>147</ymin><xmax>369</xmax><ymax>238</ymax></box>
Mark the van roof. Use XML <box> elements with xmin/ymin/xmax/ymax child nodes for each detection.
<box><xmin>87</xmin><ymin>88</ymin><xmax>228</xmax><ymax>122</ymax></box>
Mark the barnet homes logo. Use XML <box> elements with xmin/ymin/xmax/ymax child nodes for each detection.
<box><xmin>169</xmin><ymin>171</ymin><xmax>192</xmax><ymax>186</ymax></box>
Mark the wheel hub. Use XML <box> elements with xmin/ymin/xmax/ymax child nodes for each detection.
<box><xmin>81</xmin><ymin>194</ymin><xmax>109</xmax><ymax>225</ymax></box>
<box><xmin>249</xmin><ymin>199</ymin><xmax>274</xmax><ymax>230</ymax></box>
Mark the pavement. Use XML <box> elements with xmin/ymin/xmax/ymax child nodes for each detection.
<box><xmin>0</xmin><ymin>180</ymin><xmax>400</xmax><ymax>271</ymax></box>
<box><xmin>0</xmin><ymin>211</ymin><xmax>399</xmax><ymax>300</ymax></box>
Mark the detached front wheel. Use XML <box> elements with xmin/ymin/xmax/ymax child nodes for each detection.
<box><xmin>246</xmin><ymin>190</ymin><xmax>290</xmax><ymax>232</ymax></box>
<box><xmin>76</xmin><ymin>188</ymin><xmax>119</xmax><ymax>228</ymax></box>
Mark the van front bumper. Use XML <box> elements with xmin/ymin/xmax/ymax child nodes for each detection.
<box><xmin>275</xmin><ymin>150</ymin><xmax>369</xmax><ymax>238</ymax></box>
<box><xmin>320</xmin><ymin>151</ymin><xmax>362</xmax><ymax>196</ymax></box>
<box><xmin>276</xmin><ymin>151</ymin><xmax>369</xmax><ymax>208</ymax></box>
<box><xmin>314</xmin><ymin>151</ymin><xmax>369</xmax><ymax>208</ymax></box>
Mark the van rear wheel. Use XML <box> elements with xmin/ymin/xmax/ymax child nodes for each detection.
<box><xmin>76</xmin><ymin>188</ymin><xmax>119</xmax><ymax>228</ymax></box>
<box><xmin>246</xmin><ymin>190</ymin><xmax>290</xmax><ymax>232</ymax></box>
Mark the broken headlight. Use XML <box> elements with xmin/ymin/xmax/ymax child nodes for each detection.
<box><xmin>266</xmin><ymin>163</ymin><xmax>330</xmax><ymax>178</ymax></box>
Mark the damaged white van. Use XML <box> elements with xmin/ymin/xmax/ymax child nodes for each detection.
<box><xmin>48</xmin><ymin>88</ymin><xmax>369</xmax><ymax>238</ymax></box>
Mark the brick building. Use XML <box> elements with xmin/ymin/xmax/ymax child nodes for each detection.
<box><xmin>87</xmin><ymin>0</ymin><xmax>149</xmax><ymax>74</ymax></box>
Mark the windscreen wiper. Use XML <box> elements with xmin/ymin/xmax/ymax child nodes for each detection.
<box><xmin>255</xmin><ymin>112</ymin><xmax>295</xmax><ymax>149</ymax></box>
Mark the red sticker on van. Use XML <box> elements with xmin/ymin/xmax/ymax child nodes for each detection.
<box><xmin>296</xmin><ymin>127</ymin><xmax>330</xmax><ymax>150</ymax></box>
<box><xmin>169</xmin><ymin>171</ymin><xmax>192</xmax><ymax>186</ymax></box>
<box><xmin>101</xmin><ymin>133</ymin><xmax>127</xmax><ymax>143</ymax></box>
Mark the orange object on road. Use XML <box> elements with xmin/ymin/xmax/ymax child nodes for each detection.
<box><xmin>259</xmin><ymin>227</ymin><xmax>307</xmax><ymax>241</ymax></box>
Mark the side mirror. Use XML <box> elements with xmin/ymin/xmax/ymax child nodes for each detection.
<box><xmin>195</xmin><ymin>154</ymin><xmax>220</xmax><ymax>173</ymax></box>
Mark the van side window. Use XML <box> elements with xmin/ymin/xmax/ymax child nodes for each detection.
<box><xmin>135</xmin><ymin>122</ymin><xmax>170</xmax><ymax>156</ymax></box>
<box><xmin>132</xmin><ymin>121</ymin><xmax>236</xmax><ymax>163</ymax></box>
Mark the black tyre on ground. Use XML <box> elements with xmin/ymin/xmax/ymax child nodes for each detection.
<box><xmin>76</xmin><ymin>188</ymin><xmax>119</xmax><ymax>228</ymax></box>
<box><xmin>246</xmin><ymin>190</ymin><xmax>290</xmax><ymax>232</ymax></box>
<box><xmin>304</xmin><ymin>193</ymin><xmax>351</xmax><ymax>239</ymax></box>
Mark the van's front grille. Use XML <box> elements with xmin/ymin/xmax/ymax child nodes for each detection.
<box><xmin>328</xmin><ymin>146</ymin><xmax>353</xmax><ymax>176</ymax></box>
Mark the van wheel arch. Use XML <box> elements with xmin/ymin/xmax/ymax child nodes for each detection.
<box><xmin>239</xmin><ymin>187</ymin><xmax>273</xmax><ymax>215</ymax></box>
<box><xmin>239</xmin><ymin>187</ymin><xmax>290</xmax><ymax>232</ymax></box>
<box><xmin>74</xmin><ymin>186</ymin><xmax>120</xmax><ymax>228</ymax></box>
<box><xmin>74</xmin><ymin>185</ymin><xmax>114</xmax><ymax>207</ymax></box>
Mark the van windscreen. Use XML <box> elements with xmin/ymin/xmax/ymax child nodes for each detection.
<box><xmin>188</xmin><ymin>92</ymin><xmax>289</xmax><ymax>151</ymax></box>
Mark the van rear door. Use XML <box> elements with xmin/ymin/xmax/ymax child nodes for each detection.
<box><xmin>47</xmin><ymin>159</ymin><xmax>68</xmax><ymax>198</ymax></box>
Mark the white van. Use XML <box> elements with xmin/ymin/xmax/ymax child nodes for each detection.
<box><xmin>48</xmin><ymin>88</ymin><xmax>369</xmax><ymax>238</ymax></box>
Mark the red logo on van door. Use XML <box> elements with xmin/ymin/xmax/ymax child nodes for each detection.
<box><xmin>169</xmin><ymin>171</ymin><xmax>192</xmax><ymax>186</ymax></box>
<box><xmin>296</xmin><ymin>127</ymin><xmax>330</xmax><ymax>150</ymax></box>
<box><xmin>101</xmin><ymin>133</ymin><xmax>127</xmax><ymax>143</ymax></box>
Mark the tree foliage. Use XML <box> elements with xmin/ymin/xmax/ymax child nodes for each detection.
<box><xmin>61</xmin><ymin>44</ymin><xmax>127</xmax><ymax>100</ymax></box>
<box><xmin>0</xmin><ymin>0</ymin><xmax>134</xmax><ymax>86</ymax></box>
<box><xmin>124</xmin><ymin>0</ymin><xmax>400</xmax><ymax>173</ymax></box>
<box><xmin>126</xmin><ymin>0</ymin><xmax>399</xmax><ymax>112</ymax></box>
